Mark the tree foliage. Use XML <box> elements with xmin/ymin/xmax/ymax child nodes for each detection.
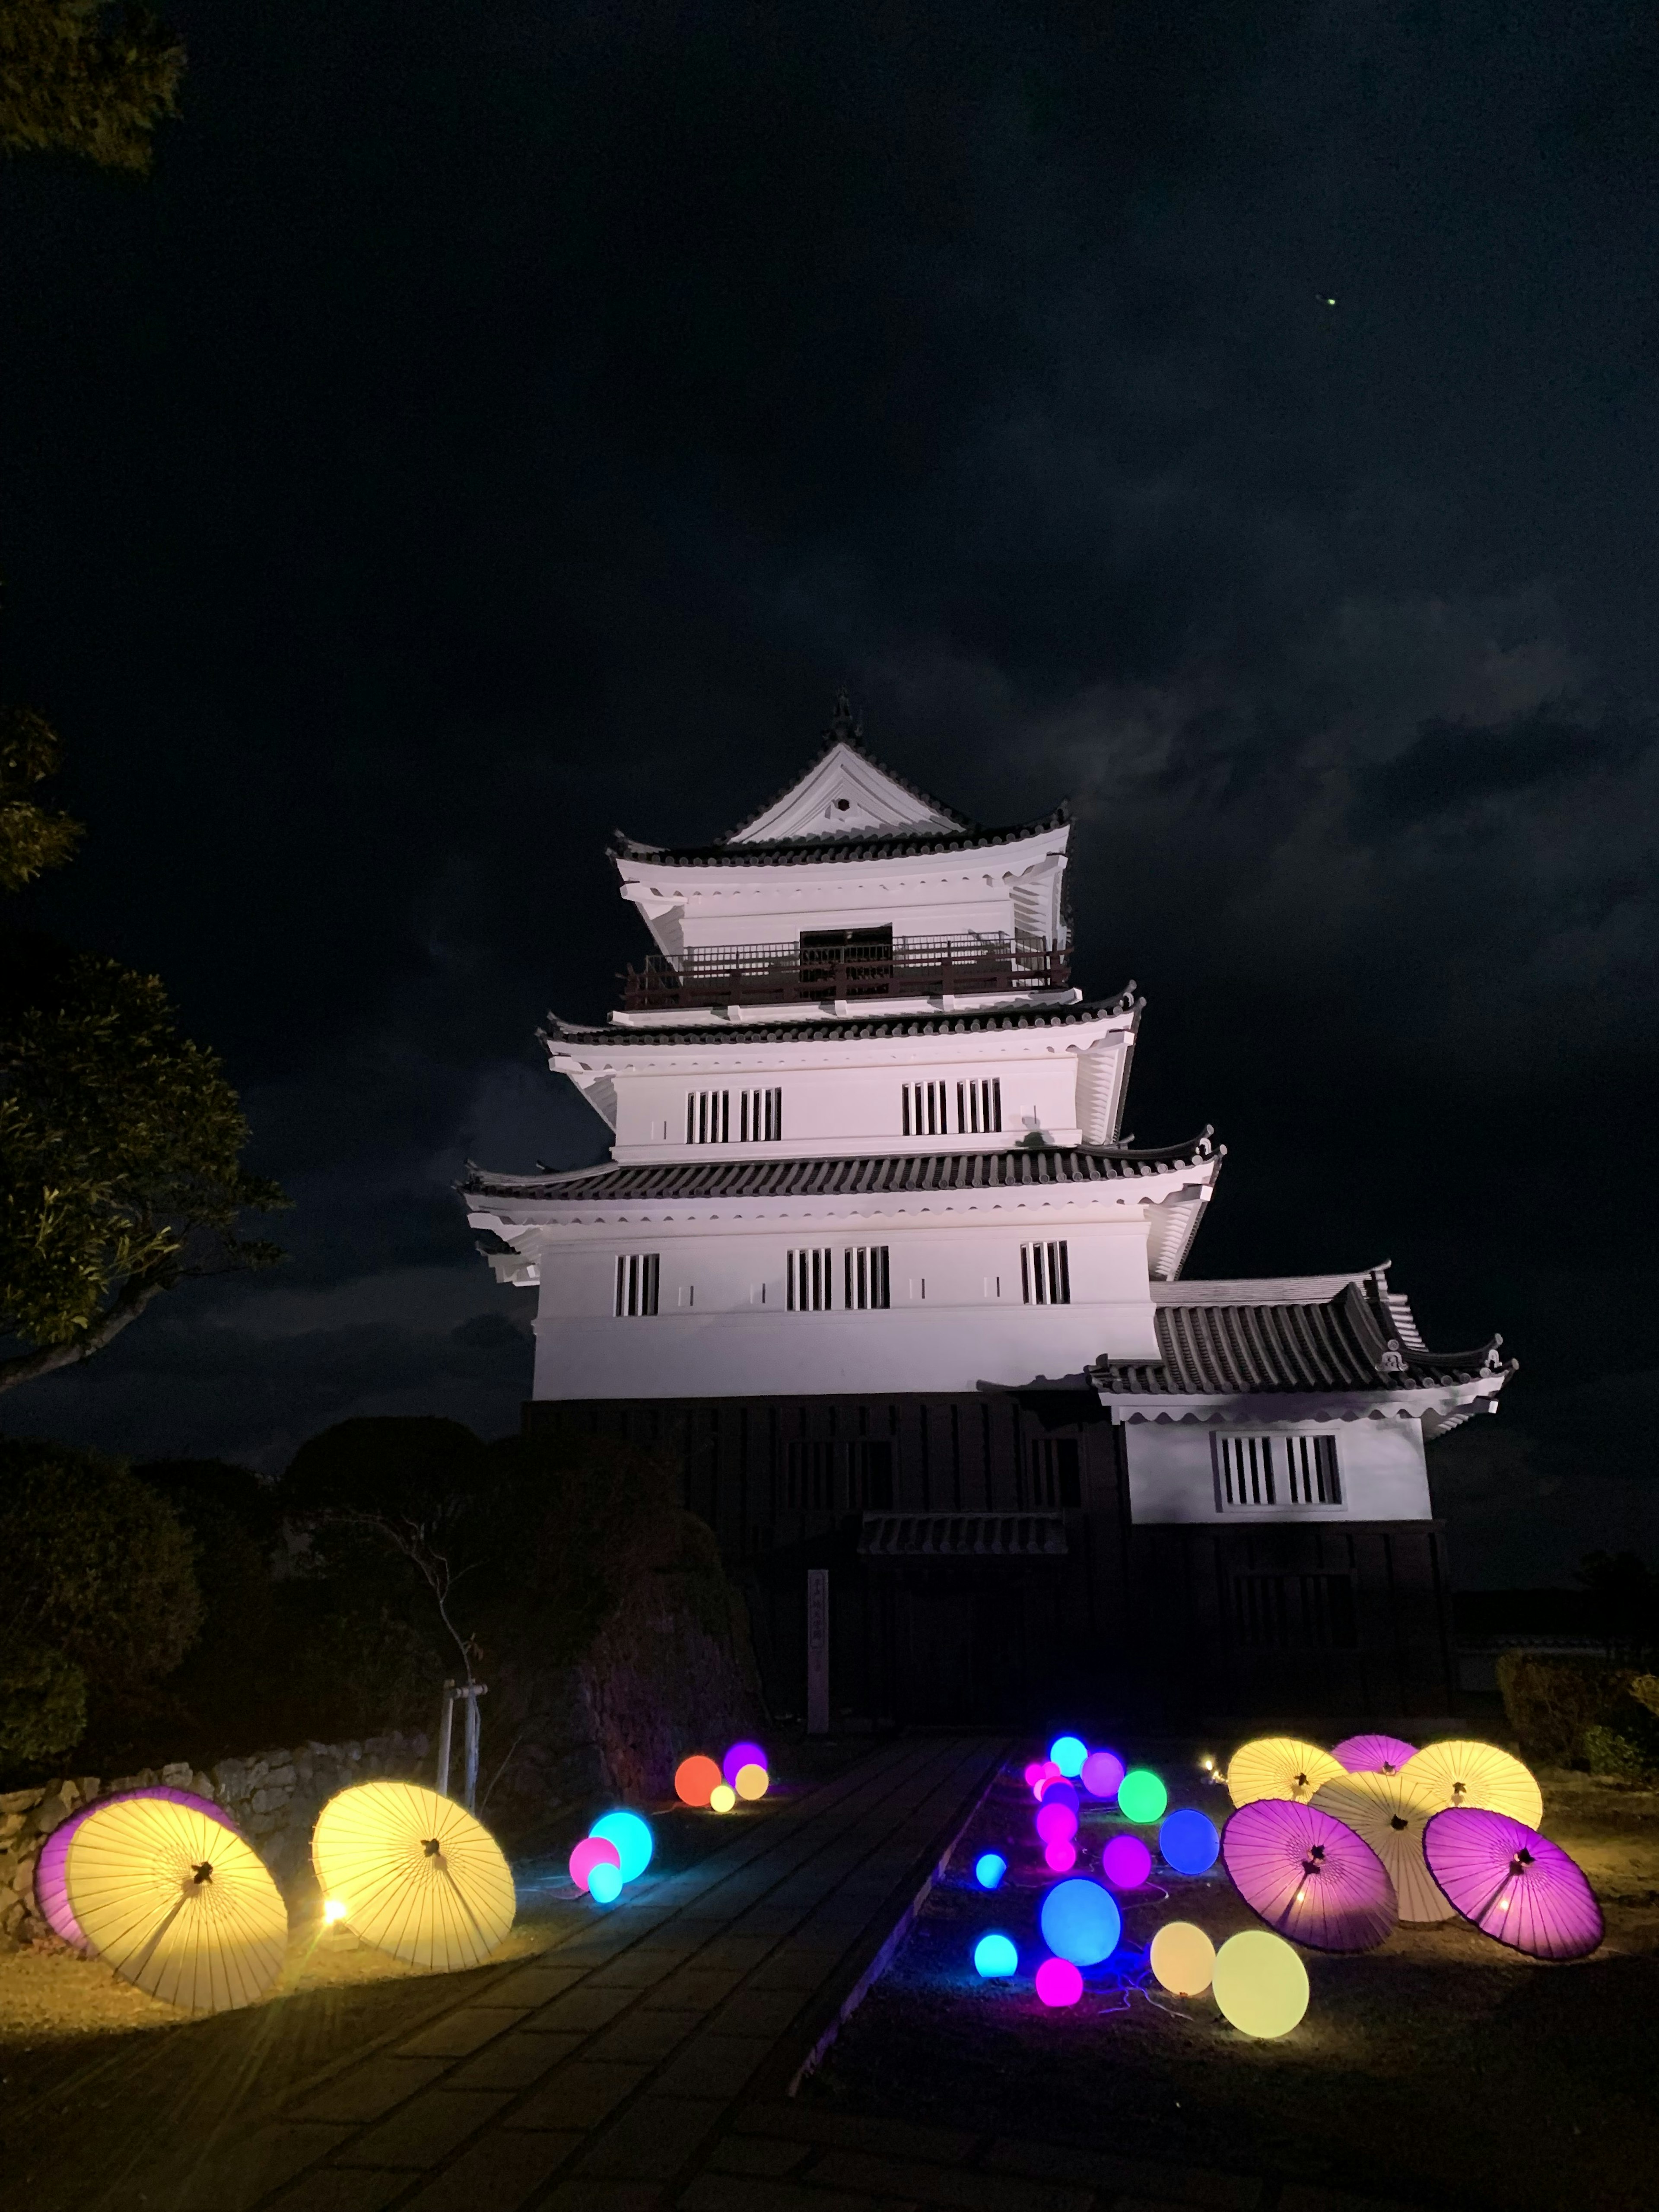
<box><xmin>0</xmin><ymin>0</ymin><xmax>183</xmax><ymax>172</ymax></box>
<box><xmin>0</xmin><ymin>709</ymin><xmax>82</xmax><ymax>891</ymax></box>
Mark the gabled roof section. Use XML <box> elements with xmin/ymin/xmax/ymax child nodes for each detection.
<box><xmin>723</xmin><ymin>696</ymin><xmax>973</xmax><ymax>843</ymax></box>
<box><xmin>608</xmin><ymin>807</ymin><xmax>1068</xmax><ymax>869</ymax></box>
<box><xmin>542</xmin><ymin>987</ymin><xmax>1138</xmax><ymax>1051</ymax></box>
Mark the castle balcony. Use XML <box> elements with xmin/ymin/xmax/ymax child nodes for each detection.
<box><xmin>618</xmin><ymin>930</ymin><xmax>1071</xmax><ymax>1011</ymax></box>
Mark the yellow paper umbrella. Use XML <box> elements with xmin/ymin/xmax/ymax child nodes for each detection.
<box><xmin>1225</xmin><ymin>1736</ymin><xmax>1345</xmax><ymax>1809</ymax></box>
<box><xmin>311</xmin><ymin>1781</ymin><xmax>515</xmax><ymax>1972</ymax></box>
<box><xmin>1400</xmin><ymin>1740</ymin><xmax>1543</xmax><ymax>1829</ymax></box>
<box><xmin>1311</xmin><ymin>1767</ymin><xmax>1455</xmax><ymax>1924</ymax></box>
<box><xmin>64</xmin><ymin>1796</ymin><xmax>287</xmax><ymax>2013</ymax></box>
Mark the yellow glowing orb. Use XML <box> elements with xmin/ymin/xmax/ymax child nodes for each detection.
<box><xmin>734</xmin><ymin>1763</ymin><xmax>769</xmax><ymax>1802</ymax></box>
<box><xmin>709</xmin><ymin>1783</ymin><xmax>737</xmax><ymax>1813</ymax></box>
<box><xmin>322</xmin><ymin>1898</ymin><xmax>349</xmax><ymax>1924</ymax></box>
<box><xmin>1149</xmin><ymin>1921</ymin><xmax>1216</xmax><ymax>1997</ymax></box>
<box><xmin>1211</xmin><ymin>1930</ymin><xmax>1309</xmax><ymax>2039</ymax></box>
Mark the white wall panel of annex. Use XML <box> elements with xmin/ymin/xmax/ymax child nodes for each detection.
<box><xmin>1121</xmin><ymin>1417</ymin><xmax>1434</xmax><ymax>1524</ymax></box>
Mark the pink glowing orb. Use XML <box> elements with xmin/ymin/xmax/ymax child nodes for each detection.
<box><xmin>1081</xmin><ymin>1751</ymin><xmax>1125</xmax><ymax>1801</ymax></box>
<box><xmin>1035</xmin><ymin>1956</ymin><xmax>1084</xmax><ymax>2007</ymax></box>
<box><xmin>1036</xmin><ymin>1800</ymin><xmax>1079</xmax><ymax>1845</ymax></box>
<box><xmin>1101</xmin><ymin>1834</ymin><xmax>1153</xmax><ymax>1890</ymax></box>
<box><xmin>1044</xmin><ymin>1839</ymin><xmax>1078</xmax><ymax>1873</ymax></box>
<box><xmin>1023</xmin><ymin>1761</ymin><xmax>1046</xmax><ymax>1788</ymax></box>
<box><xmin>569</xmin><ymin>1836</ymin><xmax>623</xmax><ymax>1894</ymax></box>
<box><xmin>1030</xmin><ymin>1760</ymin><xmax>1062</xmax><ymax>1800</ymax></box>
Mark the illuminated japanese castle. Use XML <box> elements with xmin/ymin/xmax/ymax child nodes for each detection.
<box><xmin>463</xmin><ymin>699</ymin><xmax>1513</xmax><ymax>1726</ymax></box>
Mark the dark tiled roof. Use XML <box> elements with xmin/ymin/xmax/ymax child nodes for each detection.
<box><xmin>610</xmin><ymin>804</ymin><xmax>1068</xmax><ymax>868</ymax></box>
<box><xmin>859</xmin><ymin>1511</ymin><xmax>1068</xmax><ymax>1559</ymax></box>
<box><xmin>545</xmin><ymin>986</ymin><xmax>1139</xmax><ymax>1049</ymax></box>
<box><xmin>461</xmin><ymin>1134</ymin><xmax>1218</xmax><ymax>1205</ymax></box>
<box><xmin>1094</xmin><ymin>1278</ymin><xmax>1508</xmax><ymax>1396</ymax></box>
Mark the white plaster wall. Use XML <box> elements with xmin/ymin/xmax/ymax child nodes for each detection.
<box><xmin>1121</xmin><ymin>1417</ymin><xmax>1433</xmax><ymax>1524</ymax></box>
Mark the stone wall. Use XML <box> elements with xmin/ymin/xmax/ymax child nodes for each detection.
<box><xmin>0</xmin><ymin>1730</ymin><xmax>428</xmax><ymax>1948</ymax></box>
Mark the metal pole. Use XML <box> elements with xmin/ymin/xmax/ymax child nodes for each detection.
<box><xmin>435</xmin><ymin>1678</ymin><xmax>455</xmax><ymax>1796</ymax></box>
<box><xmin>462</xmin><ymin>1685</ymin><xmax>482</xmax><ymax>1813</ymax></box>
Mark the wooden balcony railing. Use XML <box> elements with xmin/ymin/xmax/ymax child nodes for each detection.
<box><xmin>619</xmin><ymin>934</ymin><xmax>1071</xmax><ymax>1011</ymax></box>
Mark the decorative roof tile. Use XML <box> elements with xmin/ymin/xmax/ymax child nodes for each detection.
<box><xmin>859</xmin><ymin>1511</ymin><xmax>1068</xmax><ymax>1559</ymax></box>
<box><xmin>609</xmin><ymin>804</ymin><xmax>1068</xmax><ymax>868</ymax></box>
<box><xmin>545</xmin><ymin>986</ymin><xmax>1139</xmax><ymax>1049</ymax></box>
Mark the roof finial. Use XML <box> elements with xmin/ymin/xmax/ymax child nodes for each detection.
<box><xmin>828</xmin><ymin>686</ymin><xmax>862</xmax><ymax>743</ymax></box>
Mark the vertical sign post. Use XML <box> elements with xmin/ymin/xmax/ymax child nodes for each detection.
<box><xmin>806</xmin><ymin>1567</ymin><xmax>830</xmax><ymax>1735</ymax></box>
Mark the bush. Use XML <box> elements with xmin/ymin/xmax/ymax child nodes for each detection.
<box><xmin>0</xmin><ymin>1640</ymin><xmax>86</xmax><ymax>1764</ymax></box>
<box><xmin>1583</xmin><ymin>1705</ymin><xmax>1659</xmax><ymax>1782</ymax></box>
<box><xmin>1495</xmin><ymin>1652</ymin><xmax>1635</xmax><ymax>1765</ymax></box>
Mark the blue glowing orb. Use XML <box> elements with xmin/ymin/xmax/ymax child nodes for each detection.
<box><xmin>1048</xmin><ymin>1735</ymin><xmax>1088</xmax><ymax>1778</ymax></box>
<box><xmin>1159</xmin><ymin>1808</ymin><xmax>1221</xmax><ymax>1875</ymax></box>
<box><xmin>587</xmin><ymin>1859</ymin><xmax>623</xmax><ymax>1905</ymax></box>
<box><xmin>974</xmin><ymin>1852</ymin><xmax>1007</xmax><ymax>1890</ymax></box>
<box><xmin>590</xmin><ymin>1810</ymin><xmax>654</xmax><ymax>1884</ymax></box>
<box><xmin>1039</xmin><ymin>1878</ymin><xmax>1122</xmax><ymax>1966</ymax></box>
<box><xmin>973</xmin><ymin>1932</ymin><xmax>1018</xmax><ymax>1978</ymax></box>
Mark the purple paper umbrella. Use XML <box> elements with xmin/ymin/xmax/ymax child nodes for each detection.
<box><xmin>1222</xmin><ymin>1799</ymin><xmax>1397</xmax><ymax>1951</ymax></box>
<box><xmin>36</xmin><ymin>1788</ymin><xmax>237</xmax><ymax>1952</ymax></box>
<box><xmin>1332</xmin><ymin>1733</ymin><xmax>1417</xmax><ymax>1777</ymax></box>
<box><xmin>1423</xmin><ymin>1809</ymin><xmax>1603</xmax><ymax>1962</ymax></box>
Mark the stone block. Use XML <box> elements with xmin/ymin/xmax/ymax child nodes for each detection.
<box><xmin>396</xmin><ymin>2005</ymin><xmax>531</xmax><ymax>2059</ymax></box>
<box><xmin>651</xmin><ymin>2036</ymin><xmax>772</xmax><ymax>2102</ymax></box>
<box><xmin>400</xmin><ymin>2128</ymin><xmax>582</xmax><ymax>2211</ymax></box>
<box><xmin>334</xmin><ymin>2088</ymin><xmax>508</xmax><ymax>2170</ymax></box>
<box><xmin>577</xmin><ymin>2093</ymin><xmax>724</xmax><ymax>2180</ymax></box>
<box><xmin>451</xmin><ymin>2029</ymin><xmax>584</xmax><ymax>2091</ymax></box>
<box><xmin>505</xmin><ymin>2059</ymin><xmax>646</xmax><ymax>2131</ymax></box>
<box><xmin>294</xmin><ymin>2056</ymin><xmax>449</xmax><ymax>2125</ymax></box>
<box><xmin>160</xmin><ymin>1761</ymin><xmax>193</xmax><ymax>1788</ymax></box>
<box><xmin>0</xmin><ymin>1788</ymin><xmax>44</xmax><ymax>1815</ymax></box>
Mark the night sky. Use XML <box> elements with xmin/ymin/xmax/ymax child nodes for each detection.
<box><xmin>3</xmin><ymin>2</ymin><xmax>1656</xmax><ymax>1585</ymax></box>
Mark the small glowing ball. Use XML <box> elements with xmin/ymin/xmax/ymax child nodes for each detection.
<box><xmin>1044</xmin><ymin>1840</ymin><xmax>1077</xmax><ymax>1873</ymax></box>
<box><xmin>1211</xmin><ymin>1929</ymin><xmax>1309</xmax><ymax>2038</ymax></box>
<box><xmin>590</xmin><ymin>1810</ymin><xmax>654</xmax><ymax>1883</ymax></box>
<box><xmin>709</xmin><ymin>1783</ymin><xmax>737</xmax><ymax>1813</ymax></box>
<box><xmin>1101</xmin><ymin>1834</ymin><xmax>1153</xmax><ymax>1890</ymax></box>
<box><xmin>587</xmin><ymin>1859</ymin><xmax>623</xmax><ymax>1905</ymax></box>
<box><xmin>1040</xmin><ymin>1878</ymin><xmax>1121</xmax><ymax>1966</ymax></box>
<box><xmin>569</xmin><ymin>1836</ymin><xmax>623</xmax><ymax>1893</ymax></box>
<box><xmin>1035</xmin><ymin>1799</ymin><xmax>1078</xmax><ymax>1845</ymax></box>
<box><xmin>735</xmin><ymin>1763</ymin><xmax>769</xmax><ymax>1801</ymax></box>
<box><xmin>1029</xmin><ymin>1760</ymin><xmax>1062</xmax><ymax>1800</ymax></box>
<box><xmin>1150</xmin><ymin>1921</ymin><xmax>1216</xmax><ymax>1996</ymax></box>
<box><xmin>973</xmin><ymin>1932</ymin><xmax>1018</xmax><ymax>1979</ymax></box>
<box><xmin>1159</xmin><ymin>1808</ymin><xmax>1220</xmax><ymax>1875</ymax></box>
<box><xmin>1023</xmin><ymin>1761</ymin><xmax>1045</xmax><ymax>1788</ymax></box>
<box><xmin>322</xmin><ymin>1898</ymin><xmax>348</xmax><ymax>1924</ymax></box>
<box><xmin>975</xmin><ymin>1853</ymin><xmax>1007</xmax><ymax>1890</ymax></box>
<box><xmin>722</xmin><ymin>1740</ymin><xmax>768</xmax><ymax>1788</ymax></box>
<box><xmin>1035</xmin><ymin>1955</ymin><xmax>1084</xmax><ymax>2007</ymax></box>
<box><xmin>674</xmin><ymin>1754</ymin><xmax>722</xmax><ymax>1808</ymax></box>
<box><xmin>1049</xmin><ymin>1735</ymin><xmax>1088</xmax><ymax>1778</ymax></box>
<box><xmin>1036</xmin><ymin>1778</ymin><xmax>1079</xmax><ymax>1811</ymax></box>
<box><xmin>1081</xmin><ymin>1751</ymin><xmax>1125</xmax><ymax>1800</ymax></box>
<box><xmin>1118</xmin><ymin>1769</ymin><xmax>1169</xmax><ymax>1824</ymax></box>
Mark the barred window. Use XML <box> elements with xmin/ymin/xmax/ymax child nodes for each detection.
<box><xmin>1020</xmin><ymin>1241</ymin><xmax>1071</xmax><ymax>1305</ymax></box>
<box><xmin>686</xmin><ymin>1089</ymin><xmax>730</xmax><ymax>1143</ymax></box>
<box><xmin>786</xmin><ymin>1248</ymin><xmax>835</xmax><ymax>1311</ymax></box>
<box><xmin>1030</xmin><ymin>1436</ymin><xmax>1081</xmax><ymax>1508</ymax></box>
<box><xmin>1283</xmin><ymin>1433</ymin><xmax>1342</xmax><ymax>1506</ymax></box>
<box><xmin>1217</xmin><ymin>1433</ymin><xmax>1276</xmax><ymax>1507</ymax></box>
<box><xmin>613</xmin><ymin>1252</ymin><xmax>660</xmax><ymax>1316</ymax></box>
<box><xmin>842</xmin><ymin>1246</ymin><xmax>891</xmax><ymax>1310</ymax></box>
<box><xmin>958</xmin><ymin>1077</ymin><xmax>1002</xmax><ymax>1133</ymax></box>
<box><xmin>902</xmin><ymin>1077</ymin><xmax>1002</xmax><ymax>1136</ymax></box>
<box><xmin>1214</xmin><ymin>1433</ymin><xmax>1342</xmax><ymax>1510</ymax></box>
<box><xmin>901</xmin><ymin>1080</ymin><xmax>950</xmax><ymax>1137</ymax></box>
<box><xmin>739</xmin><ymin>1087</ymin><xmax>782</xmax><ymax>1142</ymax></box>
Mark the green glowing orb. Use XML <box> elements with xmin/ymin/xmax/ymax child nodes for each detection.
<box><xmin>1117</xmin><ymin>1768</ymin><xmax>1169</xmax><ymax>1824</ymax></box>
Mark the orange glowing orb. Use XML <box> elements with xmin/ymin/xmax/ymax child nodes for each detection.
<box><xmin>674</xmin><ymin>1754</ymin><xmax>722</xmax><ymax>1808</ymax></box>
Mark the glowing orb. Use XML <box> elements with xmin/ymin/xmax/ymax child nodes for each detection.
<box><xmin>1211</xmin><ymin>1929</ymin><xmax>1309</xmax><ymax>2038</ymax></box>
<box><xmin>1101</xmin><ymin>1834</ymin><xmax>1152</xmax><ymax>1890</ymax></box>
<box><xmin>587</xmin><ymin>1859</ymin><xmax>623</xmax><ymax>1905</ymax></box>
<box><xmin>1036</xmin><ymin>1777</ymin><xmax>1078</xmax><ymax>1811</ymax></box>
<box><xmin>1035</xmin><ymin>1956</ymin><xmax>1084</xmax><ymax>2007</ymax></box>
<box><xmin>1118</xmin><ymin>1770</ymin><xmax>1168</xmax><ymax>1824</ymax></box>
<box><xmin>1081</xmin><ymin>1751</ymin><xmax>1125</xmax><ymax>1800</ymax></box>
<box><xmin>973</xmin><ymin>1932</ymin><xmax>1018</xmax><ymax>1978</ymax></box>
<box><xmin>709</xmin><ymin>1783</ymin><xmax>736</xmax><ymax>1813</ymax></box>
<box><xmin>674</xmin><ymin>1755</ymin><xmax>721</xmax><ymax>1808</ymax></box>
<box><xmin>722</xmin><ymin>1740</ymin><xmax>768</xmax><ymax>1788</ymax></box>
<box><xmin>322</xmin><ymin>1897</ymin><xmax>348</xmax><ymax>1924</ymax></box>
<box><xmin>974</xmin><ymin>1853</ymin><xmax>1007</xmax><ymax>1891</ymax></box>
<box><xmin>568</xmin><ymin>1836</ymin><xmax>622</xmax><ymax>1894</ymax></box>
<box><xmin>1049</xmin><ymin>1735</ymin><xmax>1088</xmax><ymax>1778</ymax></box>
<box><xmin>1029</xmin><ymin>1761</ymin><xmax>1062</xmax><ymax>1800</ymax></box>
<box><xmin>1150</xmin><ymin>1921</ymin><xmax>1216</xmax><ymax>1996</ymax></box>
<box><xmin>590</xmin><ymin>1810</ymin><xmax>653</xmax><ymax>1883</ymax></box>
<box><xmin>1159</xmin><ymin>1809</ymin><xmax>1221</xmax><ymax>1875</ymax></box>
<box><xmin>1039</xmin><ymin>1878</ymin><xmax>1121</xmax><ymax>1966</ymax></box>
<box><xmin>1044</xmin><ymin>1840</ymin><xmax>1077</xmax><ymax>1873</ymax></box>
<box><xmin>735</xmin><ymin>1763</ymin><xmax>769</xmax><ymax>1801</ymax></box>
<box><xmin>1036</xmin><ymin>1799</ymin><xmax>1078</xmax><ymax>1845</ymax></box>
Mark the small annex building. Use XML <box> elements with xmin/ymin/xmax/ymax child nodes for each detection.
<box><xmin>462</xmin><ymin>699</ymin><xmax>1514</xmax><ymax>1729</ymax></box>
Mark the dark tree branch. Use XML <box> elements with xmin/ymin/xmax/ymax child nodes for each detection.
<box><xmin>0</xmin><ymin>1267</ymin><xmax>172</xmax><ymax>1394</ymax></box>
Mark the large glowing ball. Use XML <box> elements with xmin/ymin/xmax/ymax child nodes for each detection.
<box><xmin>569</xmin><ymin>1836</ymin><xmax>623</xmax><ymax>1894</ymax></box>
<box><xmin>1036</xmin><ymin>1778</ymin><xmax>1079</xmax><ymax>1812</ymax></box>
<box><xmin>974</xmin><ymin>1932</ymin><xmax>1018</xmax><ymax>1979</ymax></box>
<box><xmin>1035</xmin><ymin>1799</ymin><xmax>1079</xmax><ymax>1846</ymax></box>
<box><xmin>1049</xmin><ymin>1735</ymin><xmax>1088</xmax><ymax>1779</ymax></box>
<box><xmin>674</xmin><ymin>1755</ymin><xmax>722</xmax><ymax>1808</ymax></box>
<box><xmin>1159</xmin><ymin>1809</ymin><xmax>1221</xmax><ymax>1876</ymax></box>
<box><xmin>1044</xmin><ymin>1840</ymin><xmax>1077</xmax><ymax>1873</ymax></box>
<box><xmin>709</xmin><ymin>1783</ymin><xmax>736</xmax><ymax>1814</ymax></box>
<box><xmin>1211</xmin><ymin>1930</ymin><xmax>1310</xmax><ymax>2039</ymax></box>
<box><xmin>735</xmin><ymin>1764</ymin><xmax>769</xmax><ymax>1802</ymax></box>
<box><xmin>1150</xmin><ymin>1922</ymin><xmax>1217</xmax><ymax>1997</ymax></box>
<box><xmin>722</xmin><ymin>1740</ymin><xmax>768</xmax><ymax>1788</ymax></box>
<box><xmin>1035</xmin><ymin>1956</ymin><xmax>1084</xmax><ymax>2008</ymax></box>
<box><xmin>975</xmin><ymin>1853</ymin><xmax>1007</xmax><ymax>1891</ymax></box>
<box><xmin>1118</xmin><ymin>1770</ymin><xmax>1169</xmax><ymax>1825</ymax></box>
<box><xmin>587</xmin><ymin>1859</ymin><xmax>623</xmax><ymax>1906</ymax></box>
<box><xmin>1101</xmin><ymin>1834</ymin><xmax>1153</xmax><ymax>1891</ymax></box>
<box><xmin>1081</xmin><ymin>1751</ymin><xmax>1125</xmax><ymax>1801</ymax></box>
<box><xmin>1040</xmin><ymin>1878</ymin><xmax>1122</xmax><ymax>1966</ymax></box>
<box><xmin>590</xmin><ymin>1810</ymin><xmax>653</xmax><ymax>1884</ymax></box>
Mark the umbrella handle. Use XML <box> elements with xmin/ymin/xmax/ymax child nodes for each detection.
<box><xmin>124</xmin><ymin>1890</ymin><xmax>190</xmax><ymax>1985</ymax></box>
